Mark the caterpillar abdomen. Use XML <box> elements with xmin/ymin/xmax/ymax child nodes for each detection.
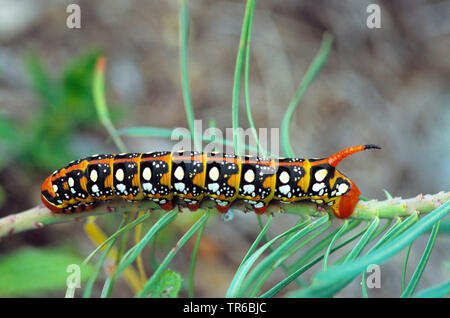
<box><xmin>41</xmin><ymin>145</ymin><xmax>380</xmax><ymax>218</ymax></box>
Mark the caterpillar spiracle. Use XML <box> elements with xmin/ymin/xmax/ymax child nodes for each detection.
<box><xmin>40</xmin><ymin>144</ymin><xmax>380</xmax><ymax>218</ymax></box>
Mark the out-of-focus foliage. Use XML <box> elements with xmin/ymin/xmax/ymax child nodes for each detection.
<box><xmin>22</xmin><ymin>51</ymin><xmax>101</xmax><ymax>171</ymax></box>
<box><xmin>0</xmin><ymin>245</ymin><xmax>94</xmax><ymax>297</ymax></box>
<box><xmin>0</xmin><ymin>50</ymin><xmax>125</xmax><ymax>173</ymax></box>
<box><xmin>150</xmin><ymin>269</ymin><xmax>182</xmax><ymax>298</ymax></box>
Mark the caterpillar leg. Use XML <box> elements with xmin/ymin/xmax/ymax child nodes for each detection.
<box><xmin>216</xmin><ymin>203</ymin><xmax>231</xmax><ymax>214</ymax></box>
<box><xmin>159</xmin><ymin>199</ymin><xmax>174</xmax><ymax>211</ymax></box>
<box><xmin>254</xmin><ymin>202</ymin><xmax>269</xmax><ymax>215</ymax></box>
<box><xmin>186</xmin><ymin>202</ymin><xmax>200</xmax><ymax>212</ymax></box>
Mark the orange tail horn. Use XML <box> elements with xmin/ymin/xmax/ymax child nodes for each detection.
<box><xmin>327</xmin><ymin>144</ymin><xmax>381</xmax><ymax>168</ymax></box>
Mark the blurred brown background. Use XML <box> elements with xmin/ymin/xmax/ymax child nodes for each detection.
<box><xmin>0</xmin><ymin>0</ymin><xmax>448</xmax><ymax>297</ymax></box>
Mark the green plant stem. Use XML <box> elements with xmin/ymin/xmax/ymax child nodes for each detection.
<box><xmin>323</xmin><ymin>220</ymin><xmax>349</xmax><ymax>270</ymax></box>
<box><xmin>242</xmin><ymin>0</ymin><xmax>264</xmax><ymax>156</ymax></box>
<box><xmin>260</xmin><ymin>221</ymin><xmax>367</xmax><ymax>298</ymax></box>
<box><xmin>401</xmin><ymin>243</ymin><xmax>413</xmax><ymax>293</ymax></box>
<box><xmin>82</xmin><ymin>216</ymin><xmax>128</xmax><ymax>298</ymax></box>
<box><xmin>179</xmin><ymin>0</ymin><xmax>200</xmax><ymax>151</ymax></box>
<box><xmin>2</xmin><ymin>191</ymin><xmax>449</xmax><ymax>239</ymax></box>
<box><xmin>136</xmin><ymin>211</ymin><xmax>210</xmax><ymax>297</ymax></box>
<box><xmin>288</xmin><ymin>201</ymin><xmax>450</xmax><ymax>298</ymax></box>
<box><xmin>281</xmin><ymin>33</ymin><xmax>333</xmax><ymax>157</ymax></box>
<box><xmin>232</xmin><ymin>0</ymin><xmax>255</xmax><ymax>155</ymax></box>
<box><xmin>401</xmin><ymin>221</ymin><xmax>441</xmax><ymax>298</ymax></box>
<box><xmin>92</xmin><ymin>57</ymin><xmax>127</xmax><ymax>153</ymax></box>
<box><xmin>188</xmin><ymin>214</ymin><xmax>208</xmax><ymax>297</ymax></box>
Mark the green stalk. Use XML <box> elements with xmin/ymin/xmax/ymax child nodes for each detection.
<box><xmin>232</xmin><ymin>0</ymin><xmax>255</xmax><ymax>155</ymax></box>
<box><xmin>92</xmin><ymin>57</ymin><xmax>127</xmax><ymax>153</ymax></box>
<box><xmin>82</xmin><ymin>216</ymin><xmax>128</xmax><ymax>298</ymax></box>
<box><xmin>136</xmin><ymin>212</ymin><xmax>210</xmax><ymax>297</ymax></box>
<box><xmin>401</xmin><ymin>243</ymin><xmax>413</xmax><ymax>293</ymax></box>
<box><xmin>401</xmin><ymin>221</ymin><xmax>441</xmax><ymax>297</ymax></box>
<box><xmin>323</xmin><ymin>220</ymin><xmax>349</xmax><ymax>270</ymax></box>
<box><xmin>116</xmin><ymin>210</ymin><xmax>178</xmax><ymax>275</ymax></box>
<box><xmin>188</xmin><ymin>214</ymin><xmax>208</xmax><ymax>297</ymax></box>
<box><xmin>280</xmin><ymin>33</ymin><xmax>333</xmax><ymax>157</ymax></box>
<box><xmin>242</xmin><ymin>0</ymin><xmax>264</xmax><ymax>156</ymax></box>
<box><xmin>289</xmin><ymin>201</ymin><xmax>450</xmax><ymax>298</ymax></box>
<box><xmin>82</xmin><ymin>211</ymin><xmax>152</xmax><ymax>265</ymax></box>
<box><xmin>179</xmin><ymin>0</ymin><xmax>200</xmax><ymax>151</ymax></box>
<box><xmin>260</xmin><ymin>222</ymin><xmax>367</xmax><ymax>298</ymax></box>
<box><xmin>241</xmin><ymin>215</ymin><xmax>330</xmax><ymax>297</ymax></box>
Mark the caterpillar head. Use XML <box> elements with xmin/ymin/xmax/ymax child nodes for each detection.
<box><xmin>330</xmin><ymin>180</ymin><xmax>360</xmax><ymax>218</ymax></box>
<box><xmin>40</xmin><ymin>175</ymin><xmax>64</xmax><ymax>213</ymax></box>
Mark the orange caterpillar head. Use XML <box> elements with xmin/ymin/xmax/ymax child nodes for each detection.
<box><xmin>40</xmin><ymin>174</ymin><xmax>64</xmax><ymax>213</ymax></box>
<box><xmin>330</xmin><ymin>180</ymin><xmax>361</xmax><ymax>219</ymax></box>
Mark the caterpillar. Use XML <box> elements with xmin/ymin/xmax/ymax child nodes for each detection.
<box><xmin>40</xmin><ymin>144</ymin><xmax>380</xmax><ymax>218</ymax></box>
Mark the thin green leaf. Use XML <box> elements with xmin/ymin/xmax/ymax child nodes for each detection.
<box><xmin>287</xmin><ymin>220</ymin><xmax>361</xmax><ymax>272</ymax></box>
<box><xmin>289</xmin><ymin>201</ymin><xmax>450</xmax><ymax>298</ymax></box>
<box><xmin>280</xmin><ymin>33</ymin><xmax>333</xmax><ymax>157</ymax></box>
<box><xmin>136</xmin><ymin>211</ymin><xmax>210</xmax><ymax>297</ymax></box>
<box><xmin>401</xmin><ymin>243</ymin><xmax>413</xmax><ymax>293</ymax></box>
<box><xmin>260</xmin><ymin>222</ymin><xmax>367</xmax><ymax>298</ymax></box>
<box><xmin>101</xmin><ymin>213</ymin><xmax>132</xmax><ymax>298</ymax></box>
<box><xmin>401</xmin><ymin>221</ymin><xmax>441</xmax><ymax>298</ymax></box>
<box><xmin>413</xmin><ymin>280</ymin><xmax>450</xmax><ymax>298</ymax></box>
<box><xmin>344</xmin><ymin>217</ymin><xmax>380</xmax><ymax>262</ymax></box>
<box><xmin>116</xmin><ymin>210</ymin><xmax>178</xmax><ymax>275</ymax></box>
<box><xmin>232</xmin><ymin>0</ymin><xmax>255</xmax><ymax>155</ymax></box>
<box><xmin>241</xmin><ymin>215</ymin><xmax>273</xmax><ymax>268</ymax></box>
<box><xmin>82</xmin><ymin>211</ymin><xmax>152</xmax><ymax>265</ymax></box>
<box><xmin>93</xmin><ymin>57</ymin><xmax>127</xmax><ymax>153</ymax></box>
<box><xmin>227</xmin><ymin>214</ymin><xmax>329</xmax><ymax>298</ymax></box>
<box><xmin>242</xmin><ymin>0</ymin><xmax>264</xmax><ymax>156</ymax></box>
<box><xmin>83</xmin><ymin>234</ymin><xmax>119</xmax><ymax>298</ymax></box>
<box><xmin>179</xmin><ymin>0</ymin><xmax>200</xmax><ymax>151</ymax></box>
<box><xmin>323</xmin><ymin>220</ymin><xmax>349</xmax><ymax>270</ymax></box>
<box><xmin>188</xmin><ymin>214</ymin><xmax>208</xmax><ymax>297</ymax></box>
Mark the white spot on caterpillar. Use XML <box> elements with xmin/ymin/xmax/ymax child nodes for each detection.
<box><xmin>174</xmin><ymin>182</ymin><xmax>185</xmax><ymax>192</ymax></box>
<box><xmin>209</xmin><ymin>166</ymin><xmax>220</xmax><ymax>181</ymax></box>
<box><xmin>216</xmin><ymin>200</ymin><xmax>229</xmax><ymax>207</ymax></box>
<box><xmin>314</xmin><ymin>169</ymin><xmax>328</xmax><ymax>182</ymax></box>
<box><xmin>243</xmin><ymin>184</ymin><xmax>255</xmax><ymax>194</ymax></box>
<box><xmin>338</xmin><ymin>183</ymin><xmax>349</xmax><ymax>194</ymax></box>
<box><xmin>279</xmin><ymin>184</ymin><xmax>291</xmax><ymax>195</ymax></box>
<box><xmin>115</xmin><ymin>168</ymin><xmax>124</xmax><ymax>182</ymax></box>
<box><xmin>244</xmin><ymin>169</ymin><xmax>255</xmax><ymax>183</ymax></box>
<box><xmin>143</xmin><ymin>182</ymin><xmax>153</xmax><ymax>192</ymax></box>
<box><xmin>279</xmin><ymin>171</ymin><xmax>290</xmax><ymax>184</ymax></box>
<box><xmin>143</xmin><ymin>167</ymin><xmax>152</xmax><ymax>181</ymax></box>
<box><xmin>90</xmin><ymin>169</ymin><xmax>98</xmax><ymax>182</ymax></box>
<box><xmin>312</xmin><ymin>182</ymin><xmax>326</xmax><ymax>192</ymax></box>
<box><xmin>208</xmin><ymin>183</ymin><xmax>220</xmax><ymax>193</ymax></box>
<box><xmin>254</xmin><ymin>201</ymin><xmax>265</xmax><ymax>208</ymax></box>
<box><xmin>174</xmin><ymin>166</ymin><xmax>184</xmax><ymax>181</ymax></box>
